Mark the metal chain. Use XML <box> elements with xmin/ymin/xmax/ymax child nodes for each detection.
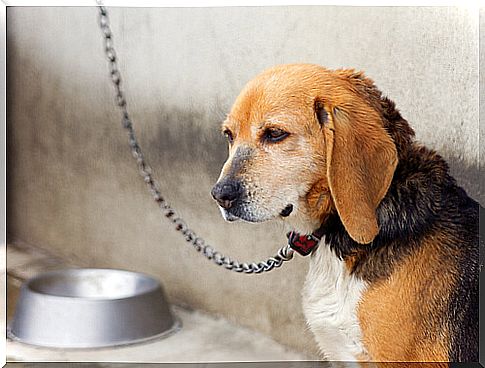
<box><xmin>97</xmin><ymin>6</ymin><xmax>295</xmax><ymax>274</ymax></box>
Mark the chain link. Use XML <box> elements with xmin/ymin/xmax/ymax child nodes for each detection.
<box><xmin>97</xmin><ymin>6</ymin><xmax>295</xmax><ymax>274</ymax></box>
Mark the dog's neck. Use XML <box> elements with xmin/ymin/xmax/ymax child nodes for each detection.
<box><xmin>306</xmin><ymin>143</ymin><xmax>464</xmax><ymax>281</ymax></box>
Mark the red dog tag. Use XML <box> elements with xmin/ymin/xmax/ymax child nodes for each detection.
<box><xmin>287</xmin><ymin>231</ymin><xmax>321</xmax><ymax>256</ymax></box>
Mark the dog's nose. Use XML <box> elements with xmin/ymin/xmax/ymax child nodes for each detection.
<box><xmin>211</xmin><ymin>180</ymin><xmax>242</xmax><ymax>209</ymax></box>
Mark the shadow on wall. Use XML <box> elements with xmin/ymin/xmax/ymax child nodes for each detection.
<box><xmin>148</xmin><ymin>105</ymin><xmax>229</xmax><ymax>182</ymax></box>
<box><xmin>445</xmin><ymin>155</ymin><xmax>483</xmax><ymax>207</ymax></box>
<box><xmin>146</xmin><ymin>104</ymin><xmax>484</xmax><ymax>208</ymax></box>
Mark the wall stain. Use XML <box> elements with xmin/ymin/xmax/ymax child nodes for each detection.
<box><xmin>443</xmin><ymin>153</ymin><xmax>483</xmax><ymax>206</ymax></box>
<box><xmin>147</xmin><ymin>105</ymin><xmax>228</xmax><ymax>181</ymax></box>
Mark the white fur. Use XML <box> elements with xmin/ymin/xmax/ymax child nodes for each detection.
<box><xmin>302</xmin><ymin>239</ymin><xmax>369</xmax><ymax>362</ymax></box>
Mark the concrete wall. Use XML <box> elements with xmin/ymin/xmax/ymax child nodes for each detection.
<box><xmin>7</xmin><ymin>6</ymin><xmax>481</xmax><ymax>356</ymax></box>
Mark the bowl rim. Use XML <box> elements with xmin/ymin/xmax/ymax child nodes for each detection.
<box><xmin>7</xmin><ymin>316</ymin><xmax>182</xmax><ymax>349</ymax></box>
<box><xmin>22</xmin><ymin>267</ymin><xmax>163</xmax><ymax>302</ymax></box>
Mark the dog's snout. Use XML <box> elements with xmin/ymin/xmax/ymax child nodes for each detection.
<box><xmin>211</xmin><ymin>180</ymin><xmax>242</xmax><ymax>209</ymax></box>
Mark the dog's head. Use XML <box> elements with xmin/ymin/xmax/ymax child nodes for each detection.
<box><xmin>211</xmin><ymin>64</ymin><xmax>401</xmax><ymax>244</ymax></box>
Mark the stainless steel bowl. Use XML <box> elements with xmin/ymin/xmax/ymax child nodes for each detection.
<box><xmin>8</xmin><ymin>268</ymin><xmax>180</xmax><ymax>348</ymax></box>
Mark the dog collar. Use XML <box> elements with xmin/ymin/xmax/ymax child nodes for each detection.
<box><xmin>286</xmin><ymin>225</ymin><xmax>325</xmax><ymax>256</ymax></box>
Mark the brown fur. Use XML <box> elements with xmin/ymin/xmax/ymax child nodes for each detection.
<box><xmin>325</xmin><ymin>105</ymin><xmax>398</xmax><ymax>244</ymax></box>
<box><xmin>305</xmin><ymin>178</ymin><xmax>332</xmax><ymax>223</ymax></box>
<box><xmin>358</xmin><ymin>230</ymin><xmax>460</xmax><ymax>361</ymax></box>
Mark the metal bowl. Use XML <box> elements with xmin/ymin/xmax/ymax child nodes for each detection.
<box><xmin>8</xmin><ymin>268</ymin><xmax>180</xmax><ymax>348</ymax></box>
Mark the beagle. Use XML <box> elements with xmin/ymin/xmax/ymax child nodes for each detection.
<box><xmin>211</xmin><ymin>64</ymin><xmax>480</xmax><ymax>362</ymax></box>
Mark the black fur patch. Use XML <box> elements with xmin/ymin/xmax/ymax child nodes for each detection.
<box><xmin>447</xmin><ymin>211</ymin><xmax>480</xmax><ymax>362</ymax></box>
<box><xmin>320</xmin><ymin>146</ymin><xmax>476</xmax><ymax>271</ymax></box>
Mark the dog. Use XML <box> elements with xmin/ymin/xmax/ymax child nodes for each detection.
<box><xmin>211</xmin><ymin>64</ymin><xmax>480</xmax><ymax>362</ymax></box>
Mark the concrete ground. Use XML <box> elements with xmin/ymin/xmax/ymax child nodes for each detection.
<box><xmin>5</xmin><ymin>242</ymin><xmax>311</xmax><ymax>363</ymax></box>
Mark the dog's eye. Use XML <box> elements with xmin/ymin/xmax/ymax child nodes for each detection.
<box><xmin>223</xmin><ymin>129</ymin><xmax>234</xmax><ymax>144</ymax></box>
<box><xmin>263</xmin><ymin>128</ymin><xmax>289</xmax><ymax>143</ymax></box>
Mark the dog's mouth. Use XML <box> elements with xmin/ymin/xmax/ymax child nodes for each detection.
<box><xmin>280</xmin><ymin>204</ymin><xmax>294</xmax><ymax>217</ymax></box>
<box><xmin>220</xmin><ymin>208</ymin><xmax>241</xmax><ymax>222</ymax></box>
<box><xmin>220</xmin><ymin>203</ymin><xmax>294</xmax><ymax>224</ymax></box>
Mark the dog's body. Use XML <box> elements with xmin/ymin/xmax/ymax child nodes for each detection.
<box><xmin>302</xmin><ymin>142</ymin><xmax>480</xmax><ymax>362</ymax></box>
<box><xmin>211</xmin><ymin>64</ymin><xmax>479</xmax><ymax>362</ymax></box>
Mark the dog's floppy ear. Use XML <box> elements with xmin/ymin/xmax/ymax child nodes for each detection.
<box><xmin>315</xmin><ymin>99</ymin><xmax>398</xmax><ymax>244</ymax></box>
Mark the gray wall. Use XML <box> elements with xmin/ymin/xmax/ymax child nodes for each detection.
<box><xmin>7</xmin><ymin>6</ymin><xmax>481</xmax><ymax>356</ymax></box>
